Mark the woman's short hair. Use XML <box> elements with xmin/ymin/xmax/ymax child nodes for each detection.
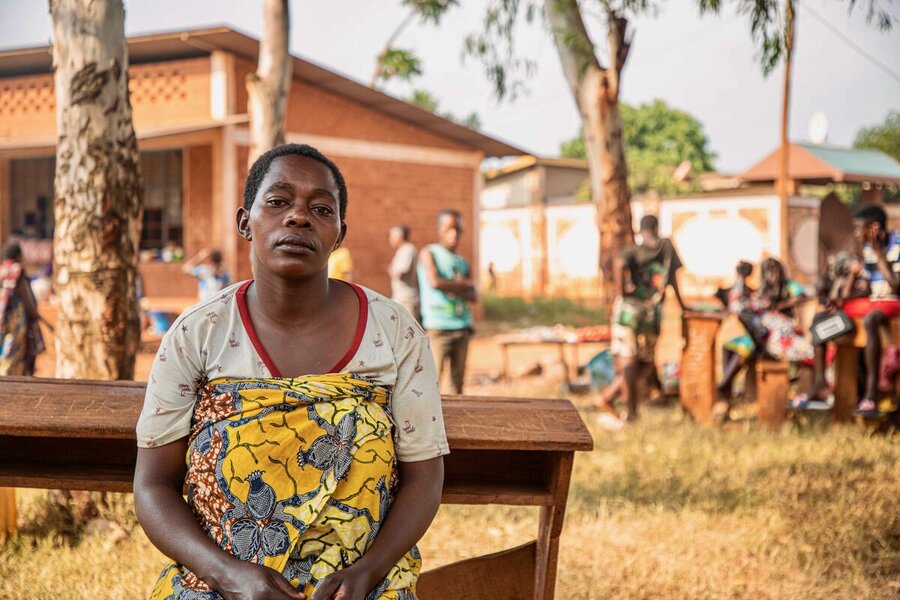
<box><xmin>243</xmin><ymin>144</ymin><xmax>348</xmax><ymax>221</ymax></box>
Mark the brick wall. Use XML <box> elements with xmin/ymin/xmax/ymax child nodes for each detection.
<box><xmin>0</xmin><ymin>73</ymin><xmax>55</xmax><ymax>140</ymax></box>
<box><xmin>233</xmin><ymin>58</ymin><xmax>468</xmax><ymax>152</ymax></box>
<box><xmin>1</xmin><ymin>52</ymin><xmax>485</xmax><ymax>302</ymax></box>
<box><xmin>336</xmin><ymin>157</ymin><xmax>475</xmax><ymax>296</ymax></box>
<box><xmin>232</xmin><ymin>55</ymin><xmax>480</xmax><ymax>294</ymax></box>
<box><xmin>183</xmin><ymin>144</ymin><xmax>213</xmax><ymax>258</ymax></box>
<box><xmin>0</xmin><ymin>57</ymin><xmax>212</xmax><ymax>141</ymax></box>
<box><xmin>233</xmin><ymin>149</ymin><xmax>476</xmax><ymax>297</ymax></box>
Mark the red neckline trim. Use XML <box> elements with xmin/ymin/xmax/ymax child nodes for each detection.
<box><xmin>235</xmin><ymin>279</ymin><xmax>369</xmax><ymax>378</ymax></box>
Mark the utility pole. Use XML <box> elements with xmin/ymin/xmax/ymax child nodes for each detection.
<box><xmin>778</xmin><ymin>0</ymin><xmax>796</xmax><ymax>260</ymax></box>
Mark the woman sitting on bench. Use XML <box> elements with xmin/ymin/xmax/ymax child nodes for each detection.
<box><xmin>134</xmin><ymin>144</ymin><xmax>447</xmax><ymax>600</ymax></box>
<box><xmin>797</xmin><ymin>205</ymin><xmax>900</xmax><ymax>417</ymax></box>
<box><xmin>716</xmin><ymin>258</ymin><xmax>812</xmax><ymax>419</ymax></box>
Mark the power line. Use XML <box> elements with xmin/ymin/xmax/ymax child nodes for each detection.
<box><xmin>800</xmin><ymin>2</ymin><xmax>900</xmax><ymax>85</ymax></box>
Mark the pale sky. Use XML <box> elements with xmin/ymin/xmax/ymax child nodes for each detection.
<box><xmin>1</xmin><ymin>0</ymin><xmax>897</xmax><ymax>172</ymax></box>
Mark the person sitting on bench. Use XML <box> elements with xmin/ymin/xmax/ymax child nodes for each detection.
<box><xmin>716</xmin><ymin>258</ymin><xmax>812</xmax><ymax>420</ymax></box>
<box><xmin>714</xmin><ymin>261</ymin><xmax>754</xmax><ymax>408</ymax></box>
<box><xmin>791</xmin><ymin>251</ymin><xmax>869</xmax><ymax>410</ymax></box>
<box><xmin>133</xmin><ymin>144</ymin><xmax>448</xmax><ymax>600</ymax></box>
<box><xmin>806</xmin><ymin>205</ymin><xmax>900</xmax><ymax>417</ymax></box>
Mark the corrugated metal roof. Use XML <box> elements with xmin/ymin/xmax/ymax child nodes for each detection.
<box><xmin>800</xmin><ymin>143</ymin><xmax>900</xmax><ymax>180</ymax></box>
<box><xmin>740</xmin><ymin>142</ymin><xmax>900</xmax><ymax>184</ymax></box>
<box><xmin>0</xmin><ymin>26</ymin><xmax>524</xmax><ymax>157</ymax></box>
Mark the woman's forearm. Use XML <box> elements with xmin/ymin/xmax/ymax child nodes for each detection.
<box><xmin>876</xmin><ymin>257</ymin><xmax>899</xmax><ymax>290</ymax></box>
<box><xmin>350</xmin><ymin>457</ymin><xmax>444</xmax><ymax>590</ymax></box>
<box><xmin>776</xmin><ymin>295</ymin><xmax>807</xmax><ymax>312</ymax></box>
<box><xmin>135</xmin><ymin>482</ymin><xmax>238</xmax><ymax>589</ymax></box>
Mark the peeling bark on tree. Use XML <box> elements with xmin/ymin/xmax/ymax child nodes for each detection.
<box><xmin>50</xmin><ymin>0</ymin><xmax>142</xmax><ymax>380</ymax></box>
<box><xmin>546</xmin><ymin>0</ymin><xmax>634</xmax><ymax>301</ymax></box>
<box><xmin>247</xmin><ymin>0</ymin><xmax>292</xmax><ymax>166</ymax></box>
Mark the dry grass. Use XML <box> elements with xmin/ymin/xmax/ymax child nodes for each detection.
<box><xmin>2</xmin><ymin>384</ymin><xmax>898</xmax><ymax>599</ymax></box>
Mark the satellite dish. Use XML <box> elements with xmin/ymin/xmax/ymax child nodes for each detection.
<box><xmin>672</xmin><ymin>160</ymin><xmax>693</xmax><ymax>183</ymax></box>
<box><xmin>808</xmin><ymin>112</ymin><xmax>828</xmax><ymax>144</ymax></box>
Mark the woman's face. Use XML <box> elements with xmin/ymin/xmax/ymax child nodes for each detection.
<box><xmin>854</xmin><ymin>219</ymin><xmax>881</xmax><ymax>245</ymax></box>
<box><xmin>763</xmin><ymin>263</ymin><xmax>782</xmax><ymax>287</ymax></box>
<box><xmin>237</xmin><ymin>155</ymin><xmax>345</xmax><ymax>280</ymax></box>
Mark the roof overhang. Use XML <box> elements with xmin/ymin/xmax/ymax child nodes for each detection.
<box><xmin>485</xmin><ymin>155</ymin><xmax>589</xmax><ymax>180</ymax></box>
<box><xmin>0</xmin><ymin>117</ymin><xmax>246</xmax><ymax>152</ymax></box>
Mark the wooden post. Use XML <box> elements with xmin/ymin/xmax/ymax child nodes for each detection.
<box><xmin>679</xmin><ymin>311</ymin><xmax>726</xmax><ymax>424</ymax></box>
<box><xmin>833</xmin><ymin>342</ymin><xmax>860</xmax><ymax>423</ymax></box>
<box><xmin>778</xmin><ymin>0</ymin><xmax>796</xmax><ymax>262</ymax></box>
<box><xmin>744</xmin><ymin>359</ymin><xmax>758</xmax><ymax>403</ymax></box>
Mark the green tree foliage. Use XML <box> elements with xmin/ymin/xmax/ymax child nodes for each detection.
<box><xmin>378</xmin><ymin>48</ymin><xmax>423</xmax><ymax>82</ymax></box>
<box><xmin>409</xmin><ymin>89</ymin><xmax>482</xmax><ymax>130</ymax></box>
<box><xmin>373</xmin><ymin>0</ymin><xmax>459</xmax><ymax>87</ymax></box>
<box><xmin>696</xmin><ymin>0</ymin><xmax>893</xmax><ymax>75</ymax></box>
<box><xmin>409</xmin><ymin>89</ymin><xmax>439</xmax><ymax>112</ymax></box>
<box><xmin>855</xmin><ymin>110</ymin><xmax>900</xmax><ymax>202</ymax></box>
<box><xmin>374</xmin><ymin>1</ymin><xmax>479</xmax><ymax>129</ymax></box>
<box><xmin>463</xmin><ymin>0</ymin><xmax>540</xmax><ymax>101</ymax></box>
<box><xmin>402</xmin><ymin>0</ymin><xmax>459</xmax><ymax>23</ymax></box>
<box><xmin>561</xmin><ymin>100</ymin><xmax>716</xmax><ymax>195</ymax></box>
<box><xmin>855</xmin><ymin>110</ymin><xmax>900</xmax><ymax>161</ymax></box>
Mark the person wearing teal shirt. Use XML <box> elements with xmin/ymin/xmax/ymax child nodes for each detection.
<box><xmin>418</xmin><ymin>209</ymin><xmax>477</xmax><ymax>394</ymax></box>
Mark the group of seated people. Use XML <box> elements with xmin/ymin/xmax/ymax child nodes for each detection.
<box><xmin>714</xmin><ymin>204</ymin><xmax>900</xmax><ymax>420</ymax></box>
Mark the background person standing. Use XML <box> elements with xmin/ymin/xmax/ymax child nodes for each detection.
<box><xmin>388</xmin><ymin>224</ymin><xmax>420</xmax><ymax>321</ymax></box>
<box><xmin>418</xmin><ymin>210</ymin><xmax>477</xmax><ymax>394</ymax></box>
<box><xmin>0</xmin><ymin>242</ymin><xmax>47</xmax><ymax>376</ymax></box>
<box><xmin>182</xmin><ymin>248</ymin><xmax>232</xmax><ymax>301</ymax></box>
<box><xmin>328</xmin><ymin>246</ymin><xmax>354</xmax><ymax>282</ymax></box>
<box><xmin>611</xmin><ymin>215</ymin><xmax>687</xmax><ymax>422</ymax></box>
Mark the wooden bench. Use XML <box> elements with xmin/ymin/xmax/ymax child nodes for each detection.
<box><xmin>0</xmin><ymin>376</ymin><xmax>592</xmax><ymax>600</ymax></box>
<box><xmin>833</xmin><ymin>318</ymin><xmax>900</xmax><ymax>422</ymax></box>
<box><xmin>681</xmin><ymin>312</ymin><xmax>794</xmax><ymax>429</ymax></box>
<box><xmin>680</xmin><ymin>311</ymin><xmax>727</xmax><ymax>425</ymax></box>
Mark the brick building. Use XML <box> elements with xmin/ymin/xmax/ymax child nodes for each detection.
<box><xmin>0</xmin><ymin>27</ymin><xmax>520</xmax><ymax>297</ymax></box>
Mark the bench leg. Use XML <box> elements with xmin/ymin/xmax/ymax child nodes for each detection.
<box><xmin>756</xmin><ymin>360</ymin><xmax>790</xmax><ymax>429</ymax></box>
<box><xmin>744</xmin><ymin>360</ymin><xmax>758</xmax><ymax>403</ymax></box>
<box><xmin>833</xmin><ymin>346</ymin><xmax>860</xmax><ymax>423</ymax></box>
<box><xmin>535</xmin><ymin>452</ymin><xmax>574</xmax><ymax>600</ymax></box>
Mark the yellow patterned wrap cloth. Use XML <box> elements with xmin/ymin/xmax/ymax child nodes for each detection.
<box><xmin>150</xmin><ymin>373</ymin><xmax>420</xmax><ymax>599</ymax></box>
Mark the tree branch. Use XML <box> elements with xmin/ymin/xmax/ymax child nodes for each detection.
<box><xmin>544</xmin><ymin>0</ymin><xmax>602</xmax><ymax>110</ymax></box>
<box><xmin>370</xmin><ymin>8</ymin><xmax>418</xmax><ymax>87</ymax></box>
<box><xmin>606</xmin><ymin>11</ymin><xmax>630</xmax><ymax>102</ymax></box>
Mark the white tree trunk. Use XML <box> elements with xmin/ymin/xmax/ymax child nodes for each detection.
<box><xmin>50</xmin><ymin>0</ymin><xmax>142</xmax><ymax>380</ymax></box>
<box><xmin>545</xmin><ymin>0</ymin><xmax>634</xmax><ymax>299</ymax></box>
<box><xmin>247</xmin><ymin>0</ymin><xmax>292</xmax><ymax>166</ymax></box>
